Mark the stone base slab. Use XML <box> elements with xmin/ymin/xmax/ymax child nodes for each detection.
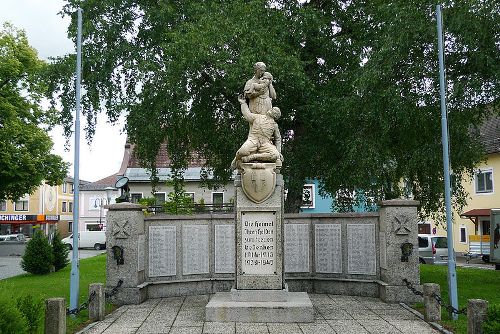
<box><xmin>230</xmin><ymin>285</ymin><xmax>288</xmax><ymax>302</ymax></box>
<box><xmin>379</xmin><ymin>284</ymin><xmax>423</xmax><ymax>304</ymax></box>
<box><xmin>206</xmin><ymin>291</ymin><xmax>314</xmax><ymax>323</ymax></box>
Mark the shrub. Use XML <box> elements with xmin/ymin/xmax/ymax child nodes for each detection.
<box><xmin>484</xmin><ymin>304</ymin><xmax>500</xmax><ymax>334</ymax></box>
<box><xmin>16</xmin><ymin>295</ymin><xmax>43</xmax><ymax>334</ymax></box>
<box><xmin>21</xmin><ymin>230</ymin><xmax>54</xmax><ymax>275</ymax></box>
<box><xmin>0</xmin><ymin>296</ymin><xmax>28</xmax><ymax>334</ymax></box>
<box><xmin>51</xmin><ymin>231</ymin><xmax>69</xmax><ymax>271</ymax></box>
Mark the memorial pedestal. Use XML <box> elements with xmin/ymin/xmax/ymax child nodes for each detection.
<box><xmin>206</xmin><ymin>164</ymin><xmax>313</xmax><ymax>322</ymax></box>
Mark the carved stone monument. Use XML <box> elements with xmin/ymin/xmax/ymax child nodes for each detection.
<box><xmin>206</xmin><ymin>62</ymin><xmax>314</xmax><ymax>323</ymax></box>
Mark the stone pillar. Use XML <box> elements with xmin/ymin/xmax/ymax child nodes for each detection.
<box><xmin>234</xmin><ymin>163</ymin><xmax>284</xmax><ymax>290</ymax></box>
<box><xmin>467</xmin><ymin>299</ymin><xmax>488</xmax><ymax>334</ymax></box>
<box><xmin>45</xmin><ymin>298</ymin><xmax>65</xmax><ymax>334</ymax></box>
<box><xmin>423</xmin><ymin>283</ymin><xmax>441</xmax><ymax>322</ymax></box>
<box><xmin>106</xmin><ymin>203</ymin><xmax>146</xmax><ymax>305</ymax></box>
<box><xmin>89</xmin><ymin>283</ymin><xmax>105</xmax><ymax>321</ymax></box>
<box><xmin>378</xmin><ymin>199</ymin><xmax>422</xmax><ymax>303</ymax></box>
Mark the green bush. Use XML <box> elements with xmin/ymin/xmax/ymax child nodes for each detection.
<box><xmin>484</xmin><ymin>304</ymin><xmax>500</xmax><ymax>334</ymax></box>
<box><xmin>21</xmin><ymin>230</ymin><xmax>54</xmax><ymax>275</ymax></box>
<box><xmin>51</xmin><ymin>231</ymin><xmax>69</xmax><ymax>271</ymax></box>
<box><xmin>16</xmin><ymin>295</ymin><xmax>43</xmax><ymax>334</ymax></box>
<box><xmin>0</xmin><ymin>296</ymin><xmax>28</xmax><ymax>334</ymax></box>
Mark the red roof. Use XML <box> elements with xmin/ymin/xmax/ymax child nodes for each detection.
<box><xmin>460</xmin><ymin>209</ymin><xmax>491</xmax><ymax>218</ymax></box>
<box><xmin>127</xmin><ymin>142</ymin><xmax>206</xmax><ymax>168</ymax></box>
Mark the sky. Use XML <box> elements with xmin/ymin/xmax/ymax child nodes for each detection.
<box><xmin>0</xmin><ymin>0</ymin><xmax>127</xmax><ymax>183</ymax></box>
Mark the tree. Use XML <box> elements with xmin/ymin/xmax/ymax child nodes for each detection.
<box><xmin>47</xmin><ymin>1</ymin><xmax>498</xmax><ymax>218</ymax></box>
<box><xmin>0</xmin><ymin>23</ymin><xmax>68</xmax><ymax>201</ymax></box>
<box><xmin>51</xmin><ymin>231</ymin><xmax>70</xmax><ymax>271</ymax></box>
<box><xmin>21</xmin><ymin>230</ymin><xmax>54</xmax><ymax>275</ymax></box>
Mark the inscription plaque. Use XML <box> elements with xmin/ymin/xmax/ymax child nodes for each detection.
<box><xmin>215</xmin><ymin>225</ymin><xmax>235</xmax><ymax>273</ymax></box>
<box><xmin>148</xmin><ymin>226</ymin><xmax>176</xmax><ymax>277</ymax></box>
<box><xmin>183</xmin><ymin>225</ymin><xmax>209</xmax><ymax>275</ymax></box>
<box><xmin>241</xmin><ymin>211</ymin><xmax>276</xmax><ymax>275</ymax></box>
<box><xmin>315</xmin><ymin>224</ymin><xmax>342</xmax><ymax>273</ymax></box>
<box><xmin>347</xmin><ymin>224</ymin><xmax>376</xmax><ymax>275</ymax></box>
<box><xmin>284</xmin><ymin>224</ymin><xmax>309</xmax><ymax>272</ymax></box>
<box><xmin>138</xmin><ymin>234</ymin><xmax>145</xmax><ymax>272</ymax></box>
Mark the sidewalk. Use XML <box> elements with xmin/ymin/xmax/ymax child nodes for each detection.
<box><xmin>79</xmin><ymin>294</ymin><xmax>440</xmax><ymax>334</ymax></box>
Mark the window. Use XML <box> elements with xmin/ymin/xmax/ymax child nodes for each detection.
<box><xmin>69</xmin><ymin>202</ymin><xmax>73</xmax><ymax>213</ymax></box>
<box><xmin>62</xmin><ymin>201</ymin><xmax>67</xmax><ymax>212</ymax></box>
<box><xmin>418</xmin><ymin>223</ymin><xmax>431</xmax><ymax>234</ymax></box>
<box><xmin>432</xmin><ymin>237</ymin><xmax>448</xmax><ymax>249</ymax></box>
<box><xmin>131</xmin><ymin>193</ymin><xmax>143</xmax><ymax>204</ymax></box>
<box><xmin>15</xmin><ymin>196</ymin><xmax>29</xmax><ymax>211</ymax></box>
<box><xmin>212</xmin><ymin>192</ymin><xmax>224</xmax><ymax>210</ymax></box>
<box><xmin>460</xmin><ymin>226</ymin><xmax>467</xmax><ymax>243</ymax></box>
<box><xmin>86</xmin><ymin>223</ymin><xmax>101</xmax><ymax>231</ymax></box>
<box><xmin>301</xmin><ymin>184</ymin><xmax>315</xmax><ymax>208</ymax></box>
<box><xmin>0</xmin><ymin>201</ymin><xmax>6</xmax><ymax>211</ymax></box>
<box><xmin>482</xmin><ymin>220</ymin><xmax>491</xmax><ymax>236</ymax></box>
<box><xmin>154</xmin><ymin>193</ymin><xmax>166</xmax><ymax>204</ymax></box>
<box><xmin>62</xmin><ymin>182</ymin><xmax>67</xmax><ymax>193</ymax></box>
<box><xmin>185</xmin><ymin>192</ymin><xmax>195</xmax><ymax>203</ymax></box>
<box><xmin>475</xmin><ymin>169</ymin><xmax>493</xmax><ymax>193</ymax></box>
<box><xmin>70</xmin><ymin>183</ymin><xmax>74</xmax><ymax>194</ymax></box>
<box><xmin>418</xmin><ymin>237</ymin><xmax>428</xmax><ymax>248</ymax></box>
<box><xmin>68</xmin><ymin>221</ymin><xmax>73</xmax><ymax>233</ymax></box>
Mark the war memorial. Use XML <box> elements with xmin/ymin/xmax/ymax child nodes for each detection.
<box><xmin>104</xmin><ymin>62</ymin><xmax>423</xmax><ymax>326</ymax></box>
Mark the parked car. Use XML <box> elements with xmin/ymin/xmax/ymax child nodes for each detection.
<box><xmin>418</xmin><ymin>234</ymin><xmax>448</xmax><ymax>265</ymax></box>
<box><xmin>62</xmin><ymin>231</ymin><xmax>106</xmax><ymax>250</ymax></box>
<box><xmin>0</xmin><ymin>234</ymin><xmax>26</xmax><ymax>243</ymax></box>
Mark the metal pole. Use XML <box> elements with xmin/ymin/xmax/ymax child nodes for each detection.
<box><xmin>70</xmin><ymin>7</ymin><xmax>83</xmax><ymax>315</ymax></box>
<box><xmin>99</xmin><ymin>199</ymin><xmax>103</xmax><ymax>225</ymax></box>
<box><xmin>436</xmin><ymin>4</ymin><xmax>459</xmax><ymax>320</ymax></box>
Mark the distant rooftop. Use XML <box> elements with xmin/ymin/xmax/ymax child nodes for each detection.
<box><xmin>80</xmin><ymin>174</ymin><xmax>119</xmax><ymax>191</ymax></box>
<box><xmin>127</xmin><ymin>143</ymin><xmax>206</xmax><ymax>168</ymax></box>
<box><xmin>478</xmin><ymin>116</ymin><xmax>500</xmax><ymax>154</ymax></box>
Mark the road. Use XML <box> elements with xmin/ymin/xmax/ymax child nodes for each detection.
<box><xmin>0</xmin><ymin>247</ymin><xmax>105</xmax><ymax>280</ymax></box>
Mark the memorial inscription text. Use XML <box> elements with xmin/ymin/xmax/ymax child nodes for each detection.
<box><xmin>241</xmin><ymin>212</ymin><xmax>276</xmax><ymax>275</ymax></box>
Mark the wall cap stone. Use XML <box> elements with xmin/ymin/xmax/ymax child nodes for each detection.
<box><xmin>379</xmin><ymin>199</ymin><xmax>420</xmax><ymax>207</ymax></box>
<box><xmin>107</xmin><ymin>203</ymin><xmax>145</xmax><ymax>211</ymax></box>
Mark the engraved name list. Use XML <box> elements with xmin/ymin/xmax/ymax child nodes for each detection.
<box><xmin>241</xmin><ymin>212</ymin><xmax>276</xmax><ymax>275</ymax></box>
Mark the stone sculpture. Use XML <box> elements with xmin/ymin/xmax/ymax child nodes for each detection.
<box><xmin>231</xmin><ymin>62</ymin><xmax>283</xmax><ymax>170</ymax></box>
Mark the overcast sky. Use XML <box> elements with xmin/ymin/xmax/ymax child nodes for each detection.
<box><xmin>0</xmin><ymin>0</ymin><xmax>127</xmax><ymax>183</ymax></box>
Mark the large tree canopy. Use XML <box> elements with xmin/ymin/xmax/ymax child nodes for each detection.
<box><xmin>0</xmin><ymin>23</ymin><xmax>68</xmax><ymax>201</ymax></box>
<box><xmin>48</xmin><ymin>0</ymin><xmax>499</xmax><ymax>216</ymax></box>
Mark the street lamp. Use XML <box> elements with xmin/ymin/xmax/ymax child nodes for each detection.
<box><xmin>94</xmin><ymin>198</ymin><xmax>108</xmax><ymax>230</ymax></box>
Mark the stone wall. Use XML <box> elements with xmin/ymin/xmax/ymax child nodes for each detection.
<box><xmin>105</xmin><ymin>200</ymin><xmax>421</xmax><ymax>304</ymax></box>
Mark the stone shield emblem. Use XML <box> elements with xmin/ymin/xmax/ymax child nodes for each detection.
<box><xmin>241</xmin><ymin>163</ymin><xmax>276</xmax><ymax>203</ymax></box>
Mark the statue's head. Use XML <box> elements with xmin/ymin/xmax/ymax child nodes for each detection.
<box><xmin>268</xmin><ymin>107</ymin><xmax>281</xmax><ymax>120</ymax></box>
<box><xmin>261</xmin><ymin>71</ymin><xmax>273</xmax><ymax>82</ymax></box>
<box><xmin>254</xmin><ymin>62</ymin><xmax>266</xmax><ymax>78</ymax></box>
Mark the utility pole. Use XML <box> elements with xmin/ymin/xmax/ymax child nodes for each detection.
<box><xmin>69</xmin><ymin>7</ymin><xmax>83</xmax><ymax>315</ymax></box>
<box><xmin>436</xmin><ymin>4</ymin><xmax>459</xmax><ymax>320</ymax></box>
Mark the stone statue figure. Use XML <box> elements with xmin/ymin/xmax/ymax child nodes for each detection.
<box><xmin>244</xmin><ymin>62</ymin><xmax>276</xmax><ymax>115</ymax></box>
<box><xmin>231</xmin><ymin>95</ymin><xmax>282</xmax><ymax>169</ymax></box>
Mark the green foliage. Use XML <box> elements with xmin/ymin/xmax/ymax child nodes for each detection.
<box><xmin>0</xmin><ymin>296</ymin><xmax>28</xmax><ymax>334</ymax></box>
<box><xmin>163</xmin><ymin>172</ymin><xmax>194</xmax><ymax>214</ymax></box>
<box><xmin>484</xmin><ymin>304</ymin><xmax>500</xmax><ymax>334</ymax></box>
<box><xmin>21</xmin><ymin>230</ymin><xmax>54</xmax><ymax>275</ymax></box>
<box><xmin>0</xmin><ymin>23</ymin><xmax>68</xmax><ymax>201</ymax></box>
<box><xmin>48</xmin><ymin>1</ymin><xmax>498</xmax><ymax>216</ymax></box>
<box><xmin>51</xmin><ymin>231</ymin><xmax>69</xmax><ymax>271</ymax></box>
<box><xmin>16</xmin><ymin>295</ymin><xmax>43</xmax><ymax>334</ymax></box>
<box><xmin>138</xmin><ymin>197</ymin><xmax>156</xmax><ymax>206</ymax></box>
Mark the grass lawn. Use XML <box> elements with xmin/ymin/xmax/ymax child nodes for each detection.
<box><xmin>0</xmin><ymin>254</ymin><xmax>110</xmax><ymax>333</ymax></box>
<box><xmin>420</xmin><ymin>264</ymin><xmax>500</xmax><ymax>333</ymax></box>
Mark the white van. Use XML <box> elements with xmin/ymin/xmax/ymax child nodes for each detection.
<box><xmin>62</xmin><ymin>231</ymin><xmax>106</xmax><ymax>250</ymax></box>
<box><xmin>418</xmin><ymin>234</ymin><xmax>448</xmax><ymax>265</ymax></box>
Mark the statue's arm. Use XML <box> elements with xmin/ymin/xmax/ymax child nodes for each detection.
<box><xmin>244</xmin><ymin>80</ymin><xmax>263</xmax><ymax>98</ymax></box>
<box><xmin>238</xmin><ymin>96</ymin><xmax>255</xmax><ymax>122</ymax></box>
<box><xmin>274</xmin><ymin>124</ymin><xmax>281</xmax><ymax>153</ymax></box>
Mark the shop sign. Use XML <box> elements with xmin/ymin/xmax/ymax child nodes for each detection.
<box><xmin>0</xmin><ymin>214</ymin><xmax>37</xmax><ymax>221</ymax></box>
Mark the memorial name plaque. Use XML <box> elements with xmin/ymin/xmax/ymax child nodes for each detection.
<box><xmin>315</xmin><ymin>224</ymin><xmax>342</xmax><ymax>273</ymax></box>
<box><xmin>138</xmin><ymin>234</ymin><xmax>145</xmax><ymax>272</ymax></box>
<box><xmin>183</xmin><ymin>225</ymin><xmax>209</xmax><ymax>275</ymax></box>
<box><xmin>284</xmin><ymin>224</ymin><xmax>309</xmax><ymax>272</ymax></box>
<box><xmin>347</xmin><ymin>224</ymin><xmax>376</xmax><ymax>275</ymax></box>
<box><xmin>149</xmin><ymin>226</ymin><xmax>176</xmax><ymax>277</ymax></box>
<box><xmin>215</xmin><ymin>224</ymin><xmax>235</xmax><ymax>273</ymax></box>
<box><xmin>241</xmin><ymin>211</ymin><xmax>276</xmax><ymax>275</ymax></box>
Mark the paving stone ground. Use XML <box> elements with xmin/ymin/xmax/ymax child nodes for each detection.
<box><xmin>78</xmin><ymin>294</ymin><xmax>439</xmax><ymax>334</ymax></box>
